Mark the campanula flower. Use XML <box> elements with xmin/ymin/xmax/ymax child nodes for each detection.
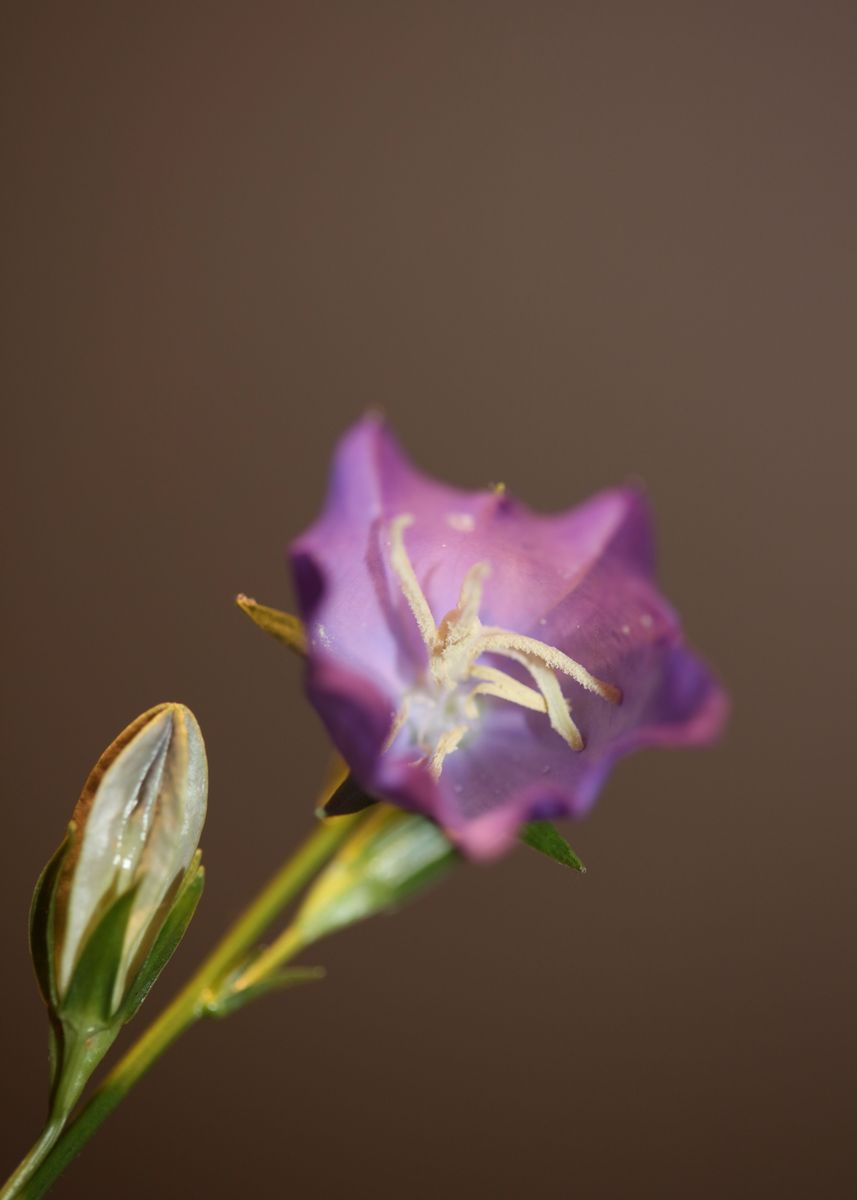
<box><xmin>290</xmin><ymin>418</ymin><xmax>727</xmax><ymax>858</ymax></box>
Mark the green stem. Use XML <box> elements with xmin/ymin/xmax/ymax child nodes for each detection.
<box><xmin>4</xmin><ymin>812</ymin><xmax>364</xmax><ymax>1200</ymax></box>
<box><xmin>0</xmin><ymin>1121</ymin><xmax>63</xmax><ymax>1200</ymax></box>
<box><xmin>183</xmin><ymin>812</ymin><xmax>362</xmax><ymax>1004</ymax></box>
<box><xmin>0</xmin><ymin>1023</ymin><xmax>119</xmax><ymax>1199</ymax></box>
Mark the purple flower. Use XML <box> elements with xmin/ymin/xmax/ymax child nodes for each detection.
<box><xmin>290</xmin><ymin>417</ymin><xmax>727</xmax><ymax>859</ymax></box>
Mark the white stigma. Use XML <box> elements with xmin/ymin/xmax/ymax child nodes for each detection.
<box><xmin>386</xmin><ymin>515</ymin><xmax>620</xmax><ymax>778</ymax></box>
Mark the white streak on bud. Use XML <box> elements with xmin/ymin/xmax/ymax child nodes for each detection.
<box><xmin>56</xmin><ymin>704</ymin><xmax>207</xmax><ymax>1010</ymax></box>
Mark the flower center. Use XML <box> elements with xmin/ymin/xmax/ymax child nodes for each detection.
<box><xmin>387</xmin><ymin>514</ymin><xmax>621</xmax><ymax>778</ymax></box>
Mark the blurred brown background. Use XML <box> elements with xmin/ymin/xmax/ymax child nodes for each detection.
<box><xmin>2</xmin><ymin>3</ymin><xmax>855</xmax><ymax>1197</ymax></box>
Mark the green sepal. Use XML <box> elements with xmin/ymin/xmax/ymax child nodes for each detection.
<box><xmin>47</xmin><ymin>1014</ymin><xmax>61</xmax><ymax>1089</ymax></box>
<box><xmin>235</xmin><ymin>594</ymin><xmax>307</xmax><ymax>656</ymax></box>
<box><xmin>60</xmin><ymin>884</ymin><xmax>141</xmax><ymax>1028</ymax></box>
<box><xmin>204</xmin><ymin>963</ymin><xmax>325</xmax><ymax>1020</ymax></box>
<box><xmin>294</xmin><ymin>806</ymin><xmax>458</xmax><ymax>947</ymax></box>
<box><xmin>118</xmin><ymin>852</ymin><xmax>205</xmax><ymax>1025</ymax></box>
<box><xmin>520</xmin><ymin>821</ymin><xmax>587</xmax><ymax>873</ymax></box>
<box><xmin>319</xmin><ymin>773</ymin><xmax>378</xmax><ymax>817</ymax></box>
<box><xmin>29</xmin><ymin>823</ymin><xmax>76</xmax><ymax>1010</ymax></box>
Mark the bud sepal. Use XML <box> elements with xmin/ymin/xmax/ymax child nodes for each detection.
<box><xmin>29</xmin><ymin>824</ymin><xmax>76</xmax><ymax>1017</ymax></box>
<box><xmin>293</xmin><ymin>806</ymin><xmax>458</xmax><ymax>947</ymax></box>
<box><xmin>203</xmin><ymin>959</ymin><xmax>324</xmax><ymax>1020</ymax></box>
<box><xmin>117</xmin><ymin>851</ymin><xmax>205</xmax><ymax>1024</ymax></box>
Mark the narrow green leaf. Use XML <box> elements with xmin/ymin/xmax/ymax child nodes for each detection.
<box><xmin>61</xmin><ymin>885</ymin><xmax>140</xmax><ymax>1027</ymax></box>
<box><xmin>205</xmin><ymin>965</ymin><xmax>325</xmax><ymax>1019</ymax></box>
<box><xmin>294</xmin><ymin>807</ymin><xmax>458</xmax><ymax>946</ymax></box>
<box><xmin>520</xmin><ymin>821</ymin><xmax>587</xmax><ymax>873</ymax></box>
<box><xmin>235</xmin><ymin>594</ymin><xmax>307</xmax><ymax>655</ymax></box>
<box><xmin>118</xmin><ymin>854</ymin><xmax>205</xmax><ymax>1024</ymax></box>
<box><xmin>29</xmin><ymin>823</ymin><xmax>76</xmax><ymax>1010</ymax></box>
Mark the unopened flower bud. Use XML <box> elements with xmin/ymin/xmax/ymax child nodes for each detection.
<box><xmin>32</xmin><ymin>703</ymin><xmax>207</xmax><ymax>1028</ymax></box>
<box><xmin>22</xmin><ymin>704</ymin><xmax>207</xmax><ymax>1136</ymax></box>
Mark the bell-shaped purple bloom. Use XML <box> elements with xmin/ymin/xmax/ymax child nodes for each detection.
<box><xmin>290</xmin><ymin>417</ymin><xmax>727</xmax><ymax>859</ymax></box>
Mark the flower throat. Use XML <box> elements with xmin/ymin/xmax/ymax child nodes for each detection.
<box><xmin>387</xmin><ymin>514</ymin><xmax>620</xmax><ymax>778</ymax></box>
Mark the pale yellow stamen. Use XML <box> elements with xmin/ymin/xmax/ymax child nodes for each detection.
<box><xmin>455</xmin><ymin>560</ymin><xmax>490</xmax><ymax>629</ymax></box>
<box><xmin>473</xmin><ymin>629</ymin><xmax>622</xmax><ymax>704</ymax></box>
<box><xmin>389</xmin><ymin>514</ymin><xmax>437</xmax><ymax>647</ymax></box>
<box><xmin>434</xmin><ymin>561</ymin><xmax>490</xmax><ymax>670</ymax></box>
<box><xmin>428</xmin><ymin>724</ymin><xmax>468</xmax><ymax>778</ymax></box>
<box><xmin>385</xmin><ymin>515</ymin><xmax>620</xmax><ymax>777</ymax></box>
<box><xmin>469</xmin><ymin>664</ymin><xmax>549</xmax><ymax>714</ymax></box>
<box><xmin>491</xmin><ymin>649</ymin><xmax>584</xmax><ymax>751</ymax></box>
<box><xmin>383</xmin><ymin>694</ymin><xmax>411</xmax><ymax>751</ymax></box>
